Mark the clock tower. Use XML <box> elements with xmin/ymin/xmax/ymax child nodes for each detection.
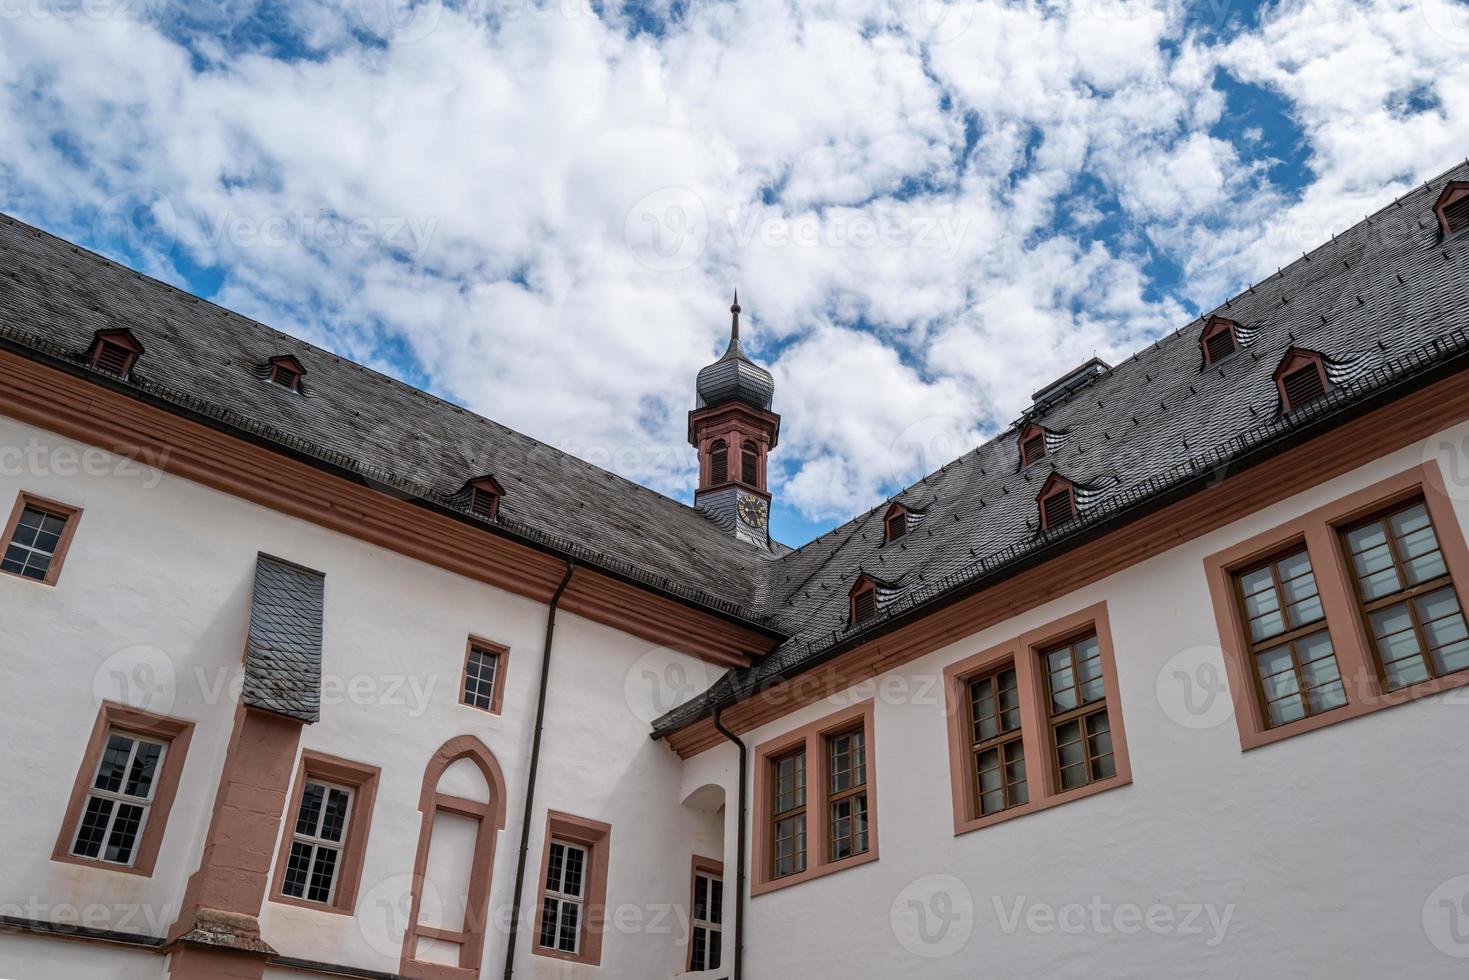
<box><xmin>690</xmin><ymin>293</ymin><xmax>780</xmax><ymax>548</ymax></box>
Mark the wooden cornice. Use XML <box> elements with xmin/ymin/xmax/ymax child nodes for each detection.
<box><xmin>664</xmin><ymin>368</ymin><xmax>1469</xmax><ymax>757</ymax></box>
<box><xmin>0</xmin><ymin>349</ymin><xmax>773</xmax><ymax>669</ymax></box>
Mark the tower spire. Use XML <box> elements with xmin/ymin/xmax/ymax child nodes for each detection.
<box><xmin>730</xmin><ymin>290</ymin><xmax>741</xmax><ymax>343</ymax></box>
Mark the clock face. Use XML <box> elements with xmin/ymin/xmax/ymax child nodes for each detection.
<box><xmin>737</xmin><ymin>494</ymin><xmax>769</xmax><ymax>528</ymax></box>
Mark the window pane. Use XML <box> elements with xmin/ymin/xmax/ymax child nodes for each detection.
<box><xmin>710</xmin><ymin>879</ymin><xmax>723</xmax><ymax>924</ymax></box>
<box><xmin>563</xmin><ymin>845</ymin><xmax>586</xmax><ymax>898</ymax></box>
<box><xmin>124</xmin><ymin>742</ymin><xmax>162</xmax><ymax>800</ymax></box>
<box><xmin>72</xmin><ymin>796</ymin><xmax>114</xmax><ymax>858</ymax></box>
<box><xmin>559</xmin><ymin>899</ymin><xmax>580</xmax><ymax>952</ymax></box>
<box><xmin>94</xmin><ymin>734</ymin><xmax>134</xmax><ymax>793</ymax></box>
<box><xmin>320</xmin><ymin>788</ymin><xmax>350</xmax><ymax>843</ymax></box>
<box><xmin>283</xmin><ymin>840</ymin><xmax>313</xmax><ymax>898</ymax></box>
<box><xmin>546</xmin><ymin>842</ymin><xmax>565</xmax><ymax>892</ymax></box>
<box><xmin>104</xmin><ymin>802</ymin><xmax>145</xmax><ymax>864</ymax></box>
<box><xmin>296</xmin><ymin>783</ymin><xmax>325</xmax><ymax>837</ymax></box>
<box><xmin>464</xmin><ymin>648</ymin><xmax>498</xmax><ymax>710</ymax></box>
<box><xmin>307</xmin><ymin>846</ymin><xmax>339</xmax><ymax>902</ymax></box>
<box><xmin>538</xmin><ymin>898</ymin><xmax>559</xmax><ymax>948</ymax></box>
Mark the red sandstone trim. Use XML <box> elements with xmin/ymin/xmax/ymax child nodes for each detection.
<box><xmin>269</xmin><ymin>751</ymin><xmax>381</xmax><ymax>916</ymax></box>
<box><xmin>1</xmin><ymin>490</ymin><xmax>83</xmax><ymax>586</ymax></box>
<box><xmin>531</xmin><ymin>810</ymin><xmax>613</xmax><ymax>967</ymax></box>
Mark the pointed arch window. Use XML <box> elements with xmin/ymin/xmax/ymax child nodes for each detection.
<box><xmin>465</xmin><ymin>475</ymin><xmax>505</xmax><ymax>520</ymax></box>
<box><xmin>87</xmin><ymin>329</ymin><xmax>143</xmax><ymax>378</ymax></box>
<box><xmin>1018</xmin><ymin>423</ymin><xmax>1049</xmax><ymax>468</ymax></box>
<box><xmin>1274</xmin><ymin>349</ymin><xmax>1330</xmax><ymax>412</ymax></box>
<box><xmin>741</xmin><ymin>441</ymin><xmax>759</xmax><ymax>486</ymax></box>
<box><xmin>1038</xmin><ymin>475</ymin><xmax>1077</xmax><ymax>531</ymax></box>
<box><xmin>1200</xmin><ymin>316</ymin><xmax>1240</xmax><ymax>365</ymax></box>
<box><xmin>850</xmin><ymin>576</ymin><xmax>879</xmax><ymax>625</ymax></box>
<box><xmin>1434</xmin><ymin>181</ymin><xmax>1469</xmax><ymax>237</ymax></box>
<box><xmin>400</xmin><ymin>737</ymin><xmax>507</xmax><ymax>980</ymax></box>
<box><xmin>883</xmin><ymin>503</ymin><xmax>909</xmax><ymax>544</ymax></box>
<box><xmin>708</xmin><ymin>440</ymin><xmax>729</xmax><ymax>486</ymax></box>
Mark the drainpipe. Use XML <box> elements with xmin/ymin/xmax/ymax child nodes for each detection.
<box><xmin>502</xmin><ymin>560</ymin><xmax>575</xmax><ymax>980</ymax></box>
<box><xmin>712</xmin><ymin>703</ymin><xmax>747</xmax><ymax>980</ymax></box>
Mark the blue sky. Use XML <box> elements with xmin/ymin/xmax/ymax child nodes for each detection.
<box><xmin>2</xmin><ymin>0</ymin><xmax>1466</xmax><ymax>546</ymax></box>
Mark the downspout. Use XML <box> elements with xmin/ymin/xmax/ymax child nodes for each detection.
<box><xmin>712</xmin><ymin>703</ymin><xmax>747</xmax><ymax>980</ymax></box>
<box><xmin>502</xmin><ymin>559</ymin><xmax>575</xmax><ymax>980</ymax></box>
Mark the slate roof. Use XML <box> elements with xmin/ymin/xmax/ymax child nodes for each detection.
<box><xmin>243</xmin><ymin>553</ymin><xmax>326</xmax><ymax>723</ymax></box>
<box><xmin>1</xmin><ymin>161</ymin><xmax>1468</xmax><ymax>739</ymax></box>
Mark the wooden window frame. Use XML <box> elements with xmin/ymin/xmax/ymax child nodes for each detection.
<box><xmin>270</xmin><ymin>750</ymin><xmax>379</xmax><ymax>915</ymax></box>
<box><xmin>686</xmin><ymin>856</ymin><xmax>724</xmax><ymax>973</ymax></box>
<box><xmin>882</xmin><ymin>502</ymin><xmax>908</xmax><ymax>544</ymax></box>
<box><xmin>1204</xmin><ymin>462</ymin><xmax>1469</xmax><ymax>750</ymax></box>
<box><xmin>823</xmin><ymin>725</ymin><xmax>870</xmax><ymax>864</ymax></box>
<box><xmin>751</xmin><ymin>699</ymin><xmax>878</xmax><ymax>896</ymax></box>
<box><xmin>459</xmin><ymin>637</ymin><xmax>510</xmax><ymax>715</ymax></box>
<box><xmin>52</xmin><ymin>702</ymin><xmax>194</xmax><ymax>877</ymax></box>
<box><xmin>943</xmin><ymin>603</ymin><xmax>1131</xmax><ymax>836</ymax></box>
<box><xmin>1037</xmin><ymin>474</ymin><xmax>1077</xmax><ymax>531</ymax></box>
<box><xmin>965</xmin><ymin>663</ymin><xmax>1028</xmax><ymax>817</ymax></box>
<box><xmin>849</xmin><ymin>577</ymin><xmax>878</xmax><ymax>624</ymax></box>
<box><xmin>1</xmin><ymin>491</ymin><xmax>83</xmax><ymax>587</ymax></box>
<box><xmin>532</xmin><ymin>811</ymin><xmax>612</xmax><ymax>967</ymax></box>
<box><xmin>1200</xmin><ymin>316</ymin><xmax>1240</xmax><ymax>365</ymax></box>
<box><xmin>1274</xmin><ymin>348</ymin><xmax>1330</xmax><ymax>412</ymax></box>
<box><xmin>88</xmin><ymin>328</ymin><xmax>143</xmax><ymax>378</ymax></box>
<box><xmin>1434</xmin><ymin>181</ymin><xmax>1469</xmax><ymax>237</ymax></box>
<box><xmin>1018</xmin><ymin>422</ymin><xmax>1048</xmax><ymax>467</ymax></box>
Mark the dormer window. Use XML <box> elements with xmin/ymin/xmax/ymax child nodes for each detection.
<box><xmin>268</xmin><ymin>355</ymin><xmax>305</xmax><ymax>392</ymax></box>
<box><xmin>1434</xmin><ymin>181</ymin><xmax>1469</xmax><ymax>238</ymax></box>
<box><xmin>850</xmin><ymin>577</ymin><xmax>878</xmax><ymax>625</ymax></box>
<box><xmin>1038</xmin><ymin>474</ymin><xmax>1077</xmax><ymax>531</ymax></box>
<box><xmin>466</xmin><ymin>475</ymin><xmax>505</xmax><ymax>520</ymax></box>
<box><xmin>1274</xmin><ymin>349</ymin><xmax>1330</xmax><ymax>412</ymax></box>
<box><xmin>1018</xmin><ymin>423</ymin><xmax>1049</xmax><ymax>468</ymax></box>
<box><xmin>1200</xmin><ymin>316</ymin><xmax>1240</xmax><ymax>365</ymax></box>
<box><xmin>883</xmin><ymin>503</ymin><xmax>908</xmax><ymax>544</ymax></box>
<box><xmin>88</xmin><ymin>329</ymin><xmax>143</xmax><ymax>378</ymax></box>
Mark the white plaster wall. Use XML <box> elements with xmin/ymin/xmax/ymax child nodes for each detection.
<box><xmin>0</xmin><ymin>414</ymin><xmax>726</xmax><ymax>979</ymax></box>
<box><xmin>733</xmin><ymin>422</ymin><xmax>1469</xmax><ymax>980</ymax></box>
<box><xmin>0</xmin><ymin>933</ymin><xmax>165</xmax><ymax>979</ymax></box>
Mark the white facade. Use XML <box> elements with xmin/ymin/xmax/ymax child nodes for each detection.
<box><xmin>5</xmin><ymin>413</ymin><xmax>1469</xmax><ymax>979</ymax></box>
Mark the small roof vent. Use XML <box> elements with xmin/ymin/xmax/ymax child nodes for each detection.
<box><xmin>1031</xmin><ymin>357</ymin><xmax>1110</xmax><ymax>412</ymax></box>
<box><xmin>87</xmin><ymin>328</ymin><xmax>144</xmax><ymax>378</ymax></box>
<box><xmin>1434</xmin><ymin>181</ymin><xmax>1469</xmax><ymax>238</ymax></box>
<box><xmin>464</xmin><ymin>475</ymin><xmax>505</xmax><ymax>519</ymax></box>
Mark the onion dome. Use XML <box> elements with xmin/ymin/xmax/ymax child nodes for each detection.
<box><xmin>695</xmin><ymin>292</ymin><xmax>775</xmax><ymax>411</ymax></box>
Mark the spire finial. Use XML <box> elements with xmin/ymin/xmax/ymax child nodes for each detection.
<box><xmin>730</xmin><ymin>290</ymin><xmax>741</xmax><ymax>342</ymax></box>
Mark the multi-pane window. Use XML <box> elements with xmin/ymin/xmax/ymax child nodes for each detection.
<box><xmin>3</xmin><ymin>506</ymin><xmax>69</xmax><ymax>581</ymax></box>
<box><xmin>282</xmin><ymin>780</ymin><xmax>353</xmax><ymax>904</ymax></box>
<box><xmin>462</xmin><ymin>645</ymin><xmax>501</xmax><ymax>711</ymax></box>
<box><xmin>690</xmin><ymin>869</ymin><xmax>723</xmax><ymax>972</ymax></box>
<box><xmin>1233</xmin><ymin>547</ymin><xmax>1347</xmax><ymax>726</ymax></box>
<box><xmin>770</xmin><ymin>748</ymin><xmax>806</xmax><ymax>879</ymax></box>
<box><xmin>539</xmin><ymin>839</ymin><xmax>588</xmax><ymax>954</ymax></box>
<box><xmin>70</xmin><ymin>731</ymin><xmax>165</xmax><ymax>866</ymax></box>
<box><xmin>826</xmin><ymin>729</ymin><xmax>868</xmax><ymax>861</ymax></box>
<box><xmin>1042</xmin><ymin>633</ymin><xmax>1116</xmax><ymax>790</ymax></box>
<box><xmin>1343</xmin><ymin>500</ymin><xmax>1469</xmax><ymax>690</ymax></box>
<box><xmin>968</xmin><ymin>666</ymin><xmax>1028</xmax><ymax>815</ymax></box>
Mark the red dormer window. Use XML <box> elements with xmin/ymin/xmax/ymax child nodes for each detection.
<box><xmin>1274</xmin><ymin>349</ymin><xmax>1329</xmax><ymax>412</ymax></box>
<box><xmin>850</xmin><ymin>576</ymin><xmax>878</xmax><ymax>625</ymax></box>
<box><xmin>1038</xmin><ymin>474</ymin><xmax>1077</xmax><ymax>531</ymax></box>
<box><xmin>88</xmin><ymin>329</ymin><xmax>143</xmax><ymax>378</ymax></box>
<box><xmin>268</xmin><ymin>355</ymin><xmax>306</xmax><ymax>392</ymax></box>
<box><xmin>1200</xmin><ymin>316</ymin><xmax>1240</xmax><ymax>365</ymax></box>
<box><xmin>1434</xmin><ymin>182</ymin><xmax>1469</xmax><ymax>238</ymax></box>
<box><xmin>1018</xmin><ymin>423</ymin><xmax>1049</xmax><ymax>467</ymax></box>
<box><xmin>883</xmin><ymin>503</ymin><xmax>908</xmax><ymax>544</ymax></box>
<box><xmin>467</xmin><ymin>475</ymin><xmax>505</xmax><ymax>519</ymax></box>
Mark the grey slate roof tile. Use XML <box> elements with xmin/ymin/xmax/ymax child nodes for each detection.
<box><xmin>243</xmin><ymin>553</ymin><xmax>325</xmax><ymax>723</ymax></box>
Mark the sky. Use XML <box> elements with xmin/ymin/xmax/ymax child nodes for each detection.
<box><xmin>1</xmin><ymin>0</ymin><xmax>1467</xmax><ymax>545</ymax></box>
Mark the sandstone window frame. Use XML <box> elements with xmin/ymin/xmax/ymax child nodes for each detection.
<box><xmin>270</xmin><ymin>750</ymin><xmax>380</xmax><ymax>916</ymax></box>
<box><xmin>686</xmin><ymin>856</ymin><xmax>724</xmax><ymax>972</ymax></box>
<box><xmin>943</xmin><ymin>602</ymin><xmax>1131</xmax><ymax>836</ymax></box>
<box><xmin>2</xmin><ymin>491</ymin><xmax>83</xmax><ymax>586</ymax></box>
<box><xmin>460</xmin><ymin>637</ymin><xmax>509</xmax><ymax>715</ymax></box>
<box><xmin>52</xmin><ymin>702</ymin><xmax>193</xmax><ymax>877</ymax></box>
<box><xmin>1204</xmin><ymin>462</ymin><xmax>1469</xmax><ymax>750</ymax></box>
<box><xmin>532</xmin><ymin>810</ymin><xmax>612</xmax><ymax>967</ymax></box>
<box><xmin>751</xmin><ymin>699</ymin><xmax>878</xmax><ymax>896</ymax></box>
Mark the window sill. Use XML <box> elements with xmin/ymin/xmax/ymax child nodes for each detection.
<box><xmin>952</xmin><ymin>773</ymin><xmax>1132</xmax><ymax>837</ymax></box>
<box><xmin>1238</xmin><ymin>666</ymin><xmax>1469</xmax><ymax>751</ymax></box>
<box><xmin>531</xmin><ymin>944</ymin><xmax>601</xmax><ymax>967</ymax></box>
<box><xmin>269</xmin><ymin>893</ymin><xmax>353</xmax><ymax>916</ymax></box>
<box><xmin>48</xmin><ymin>853</ymin><xmax>152</xmax><ymax>878</ymax></box>
<box><xmin>750</xmin><ymin>847</ymin><xmax>878</xmax><ymax>897</ymax></box>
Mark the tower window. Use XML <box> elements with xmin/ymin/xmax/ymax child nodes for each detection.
<box><xmin>88</xmin><ymin>329</ymin><xmax>143</xmax><ymax>378</ymax></box>
<box><xmin>1274</xmin><ymin>349</ymin><xmax>1330</xmax><ymax>412</ymax></box>
<box><xmin>742</xmin><ymin>442</ymin><xmax>759</xmax><ymax>485</ymax></box>
<box><xmin>709</xmin><ymin>440</ymin><xmax>728</xmax><ymax>485</ymax></box>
